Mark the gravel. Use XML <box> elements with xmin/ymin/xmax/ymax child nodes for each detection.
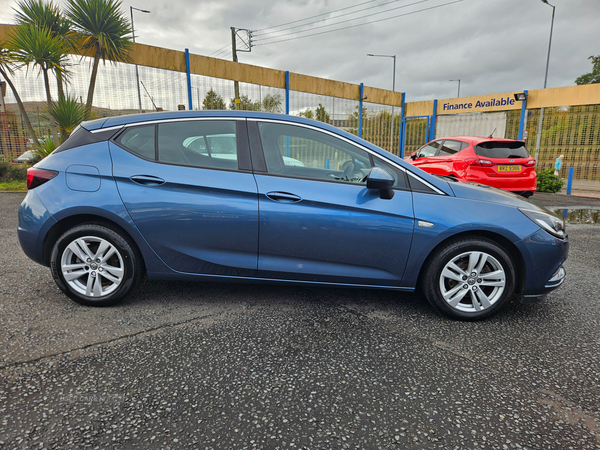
<box><xmin>1</xmin><ymin>192</ymin><xmax>599</xmax><ymax>449</ymax></box>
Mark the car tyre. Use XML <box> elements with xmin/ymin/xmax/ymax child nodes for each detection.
<box><xmin>421</xmin><ymin>237</ymin><xmax>515</xmax><ymax>321</ymax></box>
<box><xmin>50</xmin><ymin>224</ymin><xmax>143</xmax><ymax>306</ymax></box>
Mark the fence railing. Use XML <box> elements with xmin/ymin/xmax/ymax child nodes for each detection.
<box><xmin>0</xmin><ymin>23</ymin><xmax>599</xmax><ymax>196</ymax></box>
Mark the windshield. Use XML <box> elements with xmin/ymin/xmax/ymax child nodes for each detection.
<box><xmin>474</xmin><ymin>141</ymin><xmax>530</xmax><ymax>159</ymax></box>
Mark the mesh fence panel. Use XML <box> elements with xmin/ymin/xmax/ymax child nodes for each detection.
<box><xmin>525</xmin><ymin>105</ymin><xmax>600</xmax><ymax>194</ymax></box>
<box><xmin>1</xmin><ymin>52</ymin><xmax>598</xmax><ymax>195</ymax></box>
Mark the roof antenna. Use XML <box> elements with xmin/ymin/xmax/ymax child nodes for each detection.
<box><xmin>488</xmin><ymin>128</ymin><xmax>496</xmax><ymax>138</ymax></box>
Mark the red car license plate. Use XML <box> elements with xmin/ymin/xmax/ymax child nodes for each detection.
<box><xmin>497</xmin><ymin>165</ymin><xmax>521</xmax><ymax>172</ymax></box>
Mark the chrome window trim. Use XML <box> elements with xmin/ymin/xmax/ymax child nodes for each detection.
<box><xmin>249</xmin><ymin>118</ymin><xmax>446</xmax><ymax>195</ymax></box>
<box><xmin>91</xmin><ymin>117</ymin><xmax>244</xmax><ymax>134</ymax></box>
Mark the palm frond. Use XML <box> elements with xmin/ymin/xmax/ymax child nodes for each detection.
<box><xmin>66</xmin><ymin>0</ymin><xmax>132</xmax><ymax>64</ymax></box>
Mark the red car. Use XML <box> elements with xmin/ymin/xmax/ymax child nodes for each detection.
<box><xmin>406</xmin><ymin>136</ymin><xmax>537</xmax><ymax>198</ymax></box>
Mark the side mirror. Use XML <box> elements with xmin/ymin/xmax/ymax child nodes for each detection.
<box><xmin>367</xmin><ymin>167</ymin><xmax>395</xmax><ymax>199</ymax></box>
<box><xmin>410</xmin><ymin>152</ymin><xmax>417</xmax><ymax>160</ymax></box>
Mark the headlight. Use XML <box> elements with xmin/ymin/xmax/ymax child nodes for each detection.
<box><xmin>519</xmin><ymin>208</ymin><xmax>566</xmax><ymax>239</ymax></box>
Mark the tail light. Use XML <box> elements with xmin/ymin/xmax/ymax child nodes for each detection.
<box><xmin>27</xmin><ymin>168</ymin><xmax>58</xmax><ymax>190</ymax></box>
<box><xmin>465</xmin><ymin>158</ymin><xmax>494</xmax><ymax>167</ymax></box>
<box><xmin>527</xmin><ymin>160</ymin><xmax>536</xmax><ymax>166</ymax></box>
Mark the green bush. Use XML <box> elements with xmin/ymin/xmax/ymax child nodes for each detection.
<box><xmin>0</xmin><ymin>161</ymin><xmax>28</xmax><ymax>182</ymax></box>
<box><xmin>537</xmin><ymin>168</ymin><xmax>564</xmax><ymax>193</ymax></box>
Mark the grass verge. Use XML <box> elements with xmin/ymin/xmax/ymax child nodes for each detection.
<box><xmin>0</xmin><ymin>180</ymin><xmax>27</xmax><ymax>191</ymax></box>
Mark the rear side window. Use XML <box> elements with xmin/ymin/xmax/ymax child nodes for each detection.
<box><xmin>158</xmin><ymin>120</ymin><xmax>238</xmax><ymax>170</ymax></box>
<box><xmin>475</xmin><ymin>141</ymin><xmax>530</xmax><ymax>159</ymax></box>
<box><xmin>116</xmin><ymin>125</ymin><xmax>155</xmax><ymax>159</ymax></box>
<box><xmin>437</xmin><ymin>140</ymin><xmax>465</xmax><ymax>156</ymax></box>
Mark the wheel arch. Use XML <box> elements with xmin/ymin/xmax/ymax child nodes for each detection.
<box><xmin>416</xmin><ymin>230</ymin><xmax>526</xmax><ymax>296</ymax></box>
<box><xmin>42</xmin><ymin>214</ymin><xmax>147</xmax><ymax>276</ymax></box>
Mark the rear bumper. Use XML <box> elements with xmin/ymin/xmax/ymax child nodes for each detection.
<box><xmin>463</xmin><ymin>170</ymin><xmax>537</xmax><ymax>192</ymax></box>
<box><xmin>17</xmin><ymin>190</ymin><xmax>56</xmax><ymax>266</ymax></box>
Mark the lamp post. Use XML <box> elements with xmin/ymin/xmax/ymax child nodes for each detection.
<box><xmin>535</xmin><ymin>0</ymin><xmax>555</xmax><ymax>165</ymax></box>
<box><xmin>449</xmin><ymin>79</ymin><xmax>460</xmax><ymax>98</ymax></box>
<box><xmin>368</xmin><ymin>53</ymin><xmax>396</xmax><ymax>152</ymax></box>
<box><xmin>130</xmin><ymin>6</ymin><xmax>150</xmax><ymax>114</ymax></box>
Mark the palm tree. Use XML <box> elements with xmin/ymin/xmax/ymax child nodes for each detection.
<box><xmin>14</xmin><ymin>0</ymin><xmax>75</xmax><ymax>100</ymax></box>
<box><xmin>0</xmin><ymin>45</ymin><xmax>40</xmax><ymax>147</ymax></box>
<box><xmin>49</xmin><ymin>95</ymin><xmax>86</xmax><ymax>143</ymax></box>
<box><xmin>65</xmin><ymin>0</ymin><xmax>132</xmax><ymax>118</ymax></box>
<box><xmin>8</xmin><ymin>24</ymin><xmax>67</xmax><ymax>143</ymax></box>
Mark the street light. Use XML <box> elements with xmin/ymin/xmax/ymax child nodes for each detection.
<box><xmin>449</xmin><ymin>79</ymin><xmax>460</xmax><ymax>98</ymax></box>
<box><xmin>130</xmin><ymin>6</ymin><xmax>151</xmax><ymax>114</ymax></box>
<box><xmin>367</xmin><ymin>53</ymin><xmax>396</xmax><ymax>152</ymax></box>
<box><xmin>534</xmin><ymin>0</ymin><xmax>556</xmax><ymax>165</ymax></box>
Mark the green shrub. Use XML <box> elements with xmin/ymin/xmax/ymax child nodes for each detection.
<box><xmin>537</xmin><ymin>168</ymin><xmax>564</xmax><ymax>193</ymax></box>
<box><xmin>0</xmin><ymin>161</ymin><xmax>28</xmax><ymax>182</ymax></box>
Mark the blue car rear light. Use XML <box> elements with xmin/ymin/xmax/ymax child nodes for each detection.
<box><xmin>27</xmin><ymin>168</ymin><xmax>58</xmax><ymax>190</ymax></box>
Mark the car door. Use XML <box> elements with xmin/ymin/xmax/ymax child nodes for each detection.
<box><xmin>412</xmin><ymin>140</ymin><xmax>442</xmax><ymax>171</ymax></box>
<box><xmin>249</xmin><ymin>119</ymin><xmax>415</xmax><ymax>286</ymax></box>
<box><xmin>434</xmin><ymin>139</ymin><xmax>465</xmax><ymax>176</ymax></box>
<box><xmin>110</xmin><ymin>119</ymin><xmax>259</xmax><ymax>276</ymax></box>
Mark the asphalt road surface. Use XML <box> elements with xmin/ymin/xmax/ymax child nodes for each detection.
<box><xmin>1</xmin><ymin>192</ymin><xmax>599</xmax><ymax>449</ymax></box>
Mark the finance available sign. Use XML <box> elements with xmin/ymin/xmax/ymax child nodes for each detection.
<box><xmin>441</xmin><ymin>94</ymin><xmax>522</xmax><ymax>114</ymax></box>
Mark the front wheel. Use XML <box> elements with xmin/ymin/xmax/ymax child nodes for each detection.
<box><xmin>50</xmin><ymin>224</ymin><xmax>143</xmax><ymax>306</ymax></box>
<box><xmin>421</xmin><ymin>237</ymin><xmax>516</xmax><ymax>320</ymax></box>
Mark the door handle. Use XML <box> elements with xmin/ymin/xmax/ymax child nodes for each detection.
<box><xmin>131</xmin><ymin>175</ymin><xmax>166</xmax><ymax>186</ymax></box>
<box><xmin>265</xmin><ymin>191</ymin><xmax>302</xmax><ymax>203</ymax></box>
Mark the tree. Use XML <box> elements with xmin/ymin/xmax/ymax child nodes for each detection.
<box><xmin>0</xmin><ymin>45</ymin><xmax>40</xmax><ymax>146</ymax></box>
<box><xmin>229</xmin><ymin>94</ymin><xmax>260</xmax><ymax>111</ymax></box>
<box><xmin>66</xmin><ymin>0</ymin><xmax>132</xmax><ymax>118</ymax></box>
<box><xmin>8</xmin><ymin>23</ymin><xmax>67</xmax><ymax>143</ymax></box>
<box><xmin>202</xmin><ymin>88</ymin><xmax>226</xmax><ymax>110</ymax></box>
<box><xmin>575</xmin><ymin>55</ymin><xmax>600</xmax><ymax>85</ymax></box>
<box><xmin>298</xmin><ymin>108</ymin><xmax>314</xmax><ymax>119</ymax></box>
<box><xmin>14</xmin><ymin>0</ymin><xmax>74</xmax><ymax>100</ymax></box>
<box><xmin>315</xmin><ymin>103</ymin><xmax>330</xmax><ymax>123</ymax></box>
<box><xmin>261</xmin><ymin>93</ymin><xmax>283</xmax><ymax>114</ymax></box>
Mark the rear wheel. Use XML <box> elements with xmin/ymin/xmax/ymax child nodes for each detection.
<box><xmin>421</xmin><ymin>237</ymin><xmax>516</xmax><ymax>320</ymax></box>
<box><xmin>50</xmin><ymin>224</ymin><xmax>143</xmax><ymax>306</ymax></box>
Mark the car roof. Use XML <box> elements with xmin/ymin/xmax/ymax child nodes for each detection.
<box><xmin>435</xmin><ymin>136</ymin><xmax>525</xmax><ymax>145</ymax></box>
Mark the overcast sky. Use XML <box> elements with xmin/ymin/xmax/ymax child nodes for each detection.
<box><xmin>0</xmin><ymin>0</ymin><xmax>598</xmax><ymax>102</ymax></box>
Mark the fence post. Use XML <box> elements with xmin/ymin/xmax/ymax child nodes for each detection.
<box><xmin>399</xmin><ymin>93</ymin><xmax>405</xmax><ymax>158</ymax></box>
<box><xmin>566</xmin><ymin>167</ymin><xmax>574</xmax><ymax>195</ymax></box>
<box><xmin>185</xmin><ymin>49</ymin><xmax>192</xmax><ymax>110</ymax></box>
<box><xmin>285</xmin><ymin>71</ymin><xmax>290</xmax><ymax>115</ymax></box>
<box><xmin>429</xmin><ymin>99</ymin><xmax>437</xmax><ymax>141</ymax></box>
<box><xmin>517</xmin><ymin>89</ymin><xmax>528</xmax><ymax>140</ymax></box>
<box><xmin>359</xmin><ymin>83</ymin><xmax>364</xmax><ymax>138</ymax></box>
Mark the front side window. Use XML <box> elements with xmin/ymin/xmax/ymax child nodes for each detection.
<box><xmin>158</xmin><ymin>120</ymin><xmax>238</xmax><ymax>170</ymax></box>
<box><xmin>416</xmin><ymin>141</ymin><xmax>441</xmax><ymax>158</ymax></box>
<box><xmin>258</xmin><ymin>122</ymin><xmax>372</xmax><ymax>184</ymax></box>
<box><xmin>373</xmin><ymin>157</ymin><xmax>408</xmax><ymax>189</ymax></box>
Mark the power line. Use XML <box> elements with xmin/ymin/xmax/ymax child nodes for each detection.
<box><xmin>254</xmin><ymin>0</ymin><xmax>430</xmax><ymax>43</ymax></box>
<box><xmin>252</xmin><ymin>0</ymin><xmax>382</xmax><ymax>33</ymax></box>
<box><xmin>253</xmin><ymin>0</ymin><xmax>412</xmax><ymax>38</ymax></box>
<box><xmin>255</xmin><ymin>1</ymin><xmax>463</xmax><ymax>46</ymax></box>
<box><xmin>209</xmin><ymin>42</ymin><xmax>230</xmax><ymax>57</ymax></box>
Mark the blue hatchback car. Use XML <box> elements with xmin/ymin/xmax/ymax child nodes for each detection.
<box><xmin>18</xmin><ymin>111</ymin><xmax>568</xmax><ymax>320</ymax></box>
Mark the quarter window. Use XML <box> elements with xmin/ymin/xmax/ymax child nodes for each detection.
<box><xmin>115</xmin><ymin>125</ymin><xmax>155</xmax><ymax>159</ymax></box>
<box><xmin>257</xmin><ymin>122</ymin><xmax>372</xmax><ymax>184</ymax></box>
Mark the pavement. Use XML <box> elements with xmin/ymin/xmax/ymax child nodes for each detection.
<box><xmin>1</xmin><ymin>192</ymin><xmax>599</xmax><ymax>449</ymax></box>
